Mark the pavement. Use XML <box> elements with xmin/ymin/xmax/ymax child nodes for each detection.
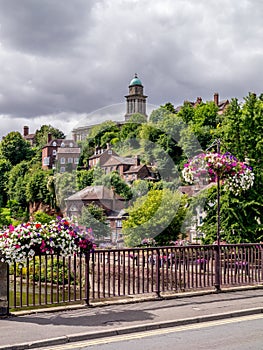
<box><xmin>1</xmin><ymin>287</ymin><xmax>263</xmax><ymax>350</ymax></box>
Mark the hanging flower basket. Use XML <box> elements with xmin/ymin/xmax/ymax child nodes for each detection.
<box><xmin>182</xmin><ymin>152</ymin><xmax>254</xmax><ymax>196</ymax></box>
<box><xmin>0</xmin><ymin>217</ymin><xmax>95</xmax><ymax>265</ymax></box>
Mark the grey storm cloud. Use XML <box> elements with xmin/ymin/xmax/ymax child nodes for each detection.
<box><xmin>0</xmin><ymin>0</ymin><xmax>263</xmax><ymax>138</ymax></box>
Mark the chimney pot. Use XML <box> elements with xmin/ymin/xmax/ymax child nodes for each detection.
<box><xmin>214</xmin><ymin>93</ymin><xmax>219</xmax><ymax>106</ymax></box>
<box><xmin>23</xmin><ymin>126</ymin><xmax>29</xmax><ymax>136</ymax></box>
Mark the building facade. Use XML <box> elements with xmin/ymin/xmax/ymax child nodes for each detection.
<box><xmin>42</xmin><ymin>134</ymin><xmax>80</xmax><ymax>171</ymax></box>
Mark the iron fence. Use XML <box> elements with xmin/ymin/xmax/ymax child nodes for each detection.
<box><xmin>8</xmin><ymin>243</ymin><xmax>263</xmax><ymax>310</ymax></box>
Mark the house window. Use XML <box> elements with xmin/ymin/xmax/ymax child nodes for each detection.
<box><xmin>60</xmin><ymin>166</ymin><xmax>65</xmax><ymax>173</ymax></box>
<box><xmin>68</xmin><ymin>158</ymin><xmax>73</xmax><ymax>164</ymax></box>
<box><xmin>60</xmin><ymin>157</ymin><xmax>65</xmax><ymax>164</ymax></box>
<box><xmin>43</xmin><ymin>157</ymin><xmax>50</xmax><ymax>165</ymax></box>
<box><xmin>74</xmin><ymin>158</ymin><xmax>79</xmax><ymax>164</ymax></box>
<box><xmin>116</xmin><ymin>220</ymin><xmax>122</xmax><ymax>228</ymax></box>
<box><xmin>108</xmin><ymin>150</ymin><xmax>112</xmax><ymax>154</ymax></box>
<box><xmin>52</xmin><ymin>150</ymin><xmax>57</xmax><ymax>156</ymax></box>
<box><xmin>52</xmin><ymin>141</ymin><xmax>57</xmax><ymax>147</ymax></box>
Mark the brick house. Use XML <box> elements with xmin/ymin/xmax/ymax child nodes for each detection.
<box><xmin>22</xmin><ymin>126</ymin><xmax>36</xmax><ymax>146</ymax></box>
<box><xmin>88</xmin><ymin>146</ymin><xmax>118</xmax><ymax>168</ymax></box>
<box><xmin>42</xmin><ymin>134</ymin><xmax>80</xmax><ymax>170</ymax></box>
<box><xmin>175</xmin><ymin>93</ymin><xmax>229</xmax><ymax>114</ymax></box>
<box><xmin>65</xmin><ymin>185</ymin><xmax>127</xmax><ymax>245</ymax></box>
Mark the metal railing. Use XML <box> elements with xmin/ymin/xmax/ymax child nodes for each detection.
<box><xmin>7</xmin><ymin>243</ymin><xmax>263</xmax><ymax>311</ymax></box>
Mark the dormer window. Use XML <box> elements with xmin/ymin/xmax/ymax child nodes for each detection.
<box><xmin>52</xmin><ymin>141</ymin><xmax>57</xmax><ymax>147</ymax></box>
<box><xmin>61</xmin><ymin>142</ymin><xmax>65</xmax><ymax>148</ymax></box>
<box><xmin>69</xmin><ymin>142</ymin><xmax>73</xmax><ymax>148</ymax></box>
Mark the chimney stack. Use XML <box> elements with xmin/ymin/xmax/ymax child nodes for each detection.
<box><xmin>23</xmin><ymin>126</ymin><xmax>29</xmax><ymax>137</ymax></box>
<box><xmin>47</xmin><ymin>133</ymin><xmax>52</xmax><ymax>143</ymax></box>
<box><xmin>214</xmin><ymin>92</ymin><xmax>219</xmax><ymax>106</ymax></box>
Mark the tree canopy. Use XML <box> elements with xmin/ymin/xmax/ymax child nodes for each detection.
<box><xmin>122</xmin><ymin>188</ymin><xmax>187</xmax><ymax>246</ymax></box>
<box><xmin>0</xmin><ymin>131</ymin><xmax>34</xmax><ymax>165</ymax></box>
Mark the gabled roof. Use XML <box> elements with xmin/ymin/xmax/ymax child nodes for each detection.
<box><xmin>102</xmin><ymin>155</ymin><xmax>136</xmax><ymax>167</ymax></box>
<box><xmin>57</xmin><ymin>147</ymin><xmax>81</xmax><ymax>154</ymax></box>
<box><xmin>123</xmin><ymin>164</ymin><xmax>146</xmax><ymax>174</ymax></box>
<box><xmin>89</xmin><ymin>148</ymin><xmax>118</xmax><ymax>160</ymax></box>
<box><xmin>24</xmin><ymin>133</ymin><xmax>35</xmax><ymax>140</ymax></box>
<box><xmin>66</xmin><ymin>185</ymin><xmax>124</xmax><ymax>201</ymax></box>
<box><xmin>43</xmin><ymin>139</ymin><xmax>78</xmax><ymax>148</ymax></box>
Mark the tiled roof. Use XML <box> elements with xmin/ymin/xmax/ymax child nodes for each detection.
<box><xmin>24</xmin><ymin>133</ymin><xmax>35</xmax><ymax>140</ymax></box>
<box><xmin>66</xmin><ymin>185</ymin><xmax>123</xmax><ymax>201</ymax></box>
<box><xmin>44</xmin><ymin>139</ymin><xmax>78</xmax><ymax>148</ymax></box>
<box><xmin>123</xmin><ymin>164</ymin><xmax>145</xmax><ymax>174</ymax></box>
<box><xmin>57</xmin><ymin>147</ymin><xmax>81</xmax><ymax>154</ymax></box>
<box><xmin>102</xmin><ymin>155</ymin><xmax>136</xmax><ymax>166</ymax></box>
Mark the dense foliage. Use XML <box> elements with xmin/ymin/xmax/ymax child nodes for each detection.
<box><xmin>0</xmin><ymin>92</ymin><xmax>262</xmax><ymax>245</ymax></box>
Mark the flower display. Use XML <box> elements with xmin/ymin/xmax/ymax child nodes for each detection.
<box><xmin>182</xmin><ymin>152</ymin><xmax>254</xmax><ymax>196</ymax></box>
<box><xmin>0</xmin><ymin>217</ymin><xmax>95</xmax><ymax>265</ymax></box>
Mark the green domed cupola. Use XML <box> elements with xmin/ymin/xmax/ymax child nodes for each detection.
<box><xmin>129</xmin><ymin>73</ymin><xmax>142</xmax><ymax>86</ymax></box>
<box><xmin>125</xmin><ymin>73</ymin><xmax>147</xmax><ymax>121</ymax></box>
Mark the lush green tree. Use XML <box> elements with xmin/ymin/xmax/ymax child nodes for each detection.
<box><xmin>177</xmin><ymin>101</ymin><xmax>195</xmax><ymax>124</ymax></box>
<box><xmin>54</xmin><ymin>172</ymin><xmax>78</xmax><ymax>210</ymax></box>
<box><xmin>86</xmin><ymin>121</ymin><xmax>119</xmax><ymax>148</ymax></box>
<box><xmin>199</xmin><ymin>186</ymin><xmax>263</xmax><ymax>244</ymax></box>
<box><xmin>189</xmin><ymin>102</ymin><xmax>219</xmax><ymax>150</ymax></box>
<box><xmin>79</xmin><ymin>203</ymin><xmax>111</xmax><ymax>241</ymax></box>
<box><xmin>160</xmin><ymin>102</ymin><xmax>176</xmax><ymax>114</ymax></box>
<box><xmin>0</xmin><ymin>131</ymin><xmax>34</xmax><ymax>165</ymax></box>
<box><xmin>93</xmin><ymin>171</ymin><xmax>132</xmax><ymax>201</ymax></box>
<box><xmin>35</xmin><ymin>125</ymin><xmax>65</xmax><ymax>149</ymax></box>
<box><xmin>122</xmin><ymin>188</ymin><xmax>187</xmax><ymax>246</ymax></box>
<box><xmin>76</xmin><ymin>169</ymin><xmax>94</xmax><ymax>190</ymax></box>
<box><xmin>100</xmin><ymin>131</ymin><xmax>120</xmax><ymax>148</ymax></box>
<box><xmin>0</xmin><ymin>158</ymin><xmax>12</xmax><ymax>207</ymax></box>
<box><xmin>25</xmin><ymin>168</ymin><xmax>54</xmax><ymax>206</ymax></box>
<box><xmin>130</xmin><ymin>180</ymin><xmax>150</xmax><ymax>202</ymax></box>
<box><xmin>149</xmin><ymin>107</ymin><xmax>170</xmax><ymax>124</ymax></box>
<box><xmin>7</xmin><ymin>160</ymin><xmax>30</xmax><ymax>211</ymax></box>
<box><xmin>119</xmin><ymin>113</ymin><xmax>146</xmax><ymax>148</ymax></box>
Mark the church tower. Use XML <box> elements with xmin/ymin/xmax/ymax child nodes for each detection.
<box><xmin>125</xmin><ymin>74</ymin><xmax>147</xmax><ymax>121</ymax></box>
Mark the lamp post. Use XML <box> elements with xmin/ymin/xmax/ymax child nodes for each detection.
<box><xmin>182</xmin><ymin>139</ymin><xmax>254</xmax><ymax>291</ymax></box>
<box><xmin>215</xmin><ymin>138</ymin><xmax>221</xmax><ymax>291</ymax></box>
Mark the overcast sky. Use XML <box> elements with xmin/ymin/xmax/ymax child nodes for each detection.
<box><xmin>0</xmin><ymin>0</ymin><xmax>262</xmax><ymax>139</ymax></box>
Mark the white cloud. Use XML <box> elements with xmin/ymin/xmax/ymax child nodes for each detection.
<box><xmin>0</xmin><ymin>0</ymin><xmax>262</xmax><ymax>139</ymax></box>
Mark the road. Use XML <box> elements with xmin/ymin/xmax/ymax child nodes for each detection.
<box><xmin>38</xmin><ymin>313</ymin><xmax>263</xmax><ymax>350</ymax></box>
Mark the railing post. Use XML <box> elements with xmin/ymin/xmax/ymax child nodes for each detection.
<box><xmin>156</xmin><ymin>248</ymin><xmax>161</xmax><ymax>298</ymax></box>
<box><xmin>84</xmin><ymin>251</ymin><xmax>90</xmax><ymax>306</ymax></box>
<box><xmin>0</xmin><ymin>257</ymin><xmax>9</xmax><ymax>316</ymax></box>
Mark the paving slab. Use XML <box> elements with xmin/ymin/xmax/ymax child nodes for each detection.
<box><xmin>0</xmin><ymin>287</ymin><xmax>263</xmax><ymax>350</ymax></box>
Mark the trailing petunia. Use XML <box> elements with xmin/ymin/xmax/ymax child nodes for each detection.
<box><xmin>182</xmin><ymin>152</ymin><xmax>254</xmax><ymax>196</ymax></box>
<box><xmin>0</xmin><ymin>217</ymin><xmax>95</xmax><ymax>265</ymax></box>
